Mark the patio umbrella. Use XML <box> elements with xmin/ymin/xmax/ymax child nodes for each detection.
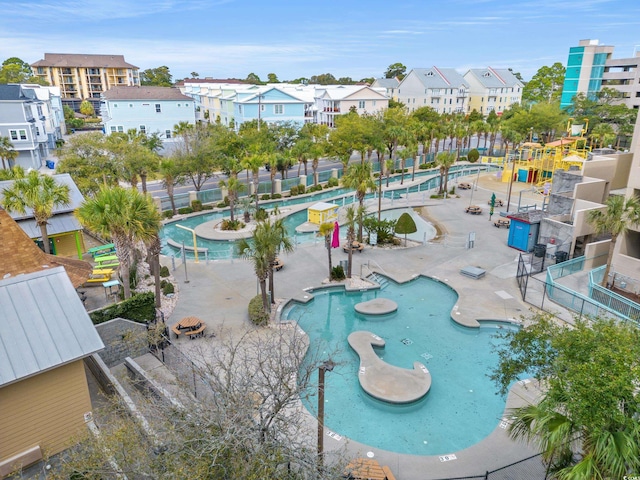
<box><xmin>331</xmin><ymin>221</ymin><xmax>340</xmax><ymax>248</ymax></box>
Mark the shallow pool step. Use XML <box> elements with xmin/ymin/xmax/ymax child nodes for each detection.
<box><xmin>369</xmin><ymin>273</ymin><xmax>389</xmax><ymax>290</ymax></box>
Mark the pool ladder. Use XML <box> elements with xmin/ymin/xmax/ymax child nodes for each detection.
<box><xmin>369</xmin><ymin>273</ymin><xmax>390</xmax><ymax>290</ymax></box>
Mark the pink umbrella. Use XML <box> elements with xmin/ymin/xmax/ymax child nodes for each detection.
<box><xmin>331</xmin><ymin>221</ymin><xmax>340</xmax><ymax>248</ymax></box>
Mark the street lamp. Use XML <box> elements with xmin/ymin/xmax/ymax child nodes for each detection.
<box><xmin>317</xmin><ymin>359</ymin><xmax>335</xmax><ymax>471</ymax></box>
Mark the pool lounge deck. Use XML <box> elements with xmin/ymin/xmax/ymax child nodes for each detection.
<box><xmin>161</xmin><ymin>170</ymin><xmax>554</xmax><ymax>479</ymax></box>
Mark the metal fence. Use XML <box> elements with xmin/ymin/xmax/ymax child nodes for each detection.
<box><xmin>151</xmin><ymin>340</ymin><xmax>215</xmax><ymax>401</ymax></box>
<box><xmin>517</xmin><ymin>254</ymin><xmax>635</xmax><ymax>323</ymax></box>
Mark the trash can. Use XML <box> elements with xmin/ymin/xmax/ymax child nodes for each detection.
<box><xmin>533</xmin><ymin>244</ymin><xmax>546</xmax><ymax>258</ymax></box>
<box><xmin>46</xmin><ymin>160</ymin><xmax>55</xmax><ymax>169</ymax></box>
<box><xmin>555</xmin><ymin>251</ymin><xmax>569</xmax><ymax>264</ymax></box>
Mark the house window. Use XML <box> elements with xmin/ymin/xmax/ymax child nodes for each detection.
<box><xmin>129</xmin><ymin>103</ymin><xmax>133</xmax><ymax>108</ymax></box>
<box><xmin>114</xmin><ymin>103</ymin><xmax>118</xmax><ymax>108</ymax></box>
<box><xmin>177</xmin><ymin>104</ymin><xmax>181</xmax><ymax>107</ymax></box>
<box><xmin>117</xmin><ymin>126</ymin><xmax>124</xmax><ymax>132</ymax></box>
<box><xmin>358</xmin><ymin>101</ymin><xmax>365</xmax><ymax>109</ymax></box>
<box><xmin>155</xmin><ymin>104</ymin><xmax>161</xmax><ymax>113</ymax></box>
<box><xmin>139</xmin><ymin>125</ymin><xmax>146</xmax><ymax>134</ymax></box>
<box><xmin>373</xmin><ymin>100</ymin><xmax>376</xmax><ymax>106</ymax></box>
<box><xmin>274</xmin><ymin>104</ymin><xmax>284</xmax><ymax>115</ymax></box>
<box><xmin>238</xmin><ymin>105</ymin><xmax>242</xmax><ymax>114</ymax></box>
<box><xmin>36</xmin><ymin>127</ymin><xmax>40</xmax><ymax>135</ymax></box>
<box><xmin>165</xmin><ymin>130</ymin><xmax>172</xmax><ymax>138</ymax></box>
<box><xmin>110</xmin><ymin>126</ymin><xmax>117</xmax><ymax>133</ymax></box>
<box><xmin>9</xmin><ymin>129</ymin><xmax>27</xmax><ymax>140</ymax></box>
<box><xmin>260</xmin><ymin>104</ymin><xmax>265</xmax><ymax>112</ymax></box>
<box><xmin>37</xmin><ymin>67</ymin><xmax>44</xmax><ymax>74</ymax></box>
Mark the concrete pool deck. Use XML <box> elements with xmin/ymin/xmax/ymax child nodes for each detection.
<box><xmin>161</xmin><ymin>170</ymin><xmax>555</xmax><ymax>479</ymax></box>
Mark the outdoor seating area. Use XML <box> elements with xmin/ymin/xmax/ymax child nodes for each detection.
<box><xmin>85</xmin><ymin>269</ymin><xmax>114</xmax><ymax>284</ymax></box>
<box><xmin>458</xmin><ymin>182</ymin><xmax>471</xmax><ymax>190</ymax></box>
<box><xmin>94</xmin><ymin>254</ymin><xmax>120</xmax><ymax>269</ymax></box>
<box><xmin>88</xmin><ymin>243</ymin><xmax>116</xmax><ymax>257</ymax></box>
<box><xmin>171</xmin><ymin>316</ymin><xmax>207</xmax><ymax>340</ymax></box>
<box><xmin>465</xmin><ymin>205</ymin><xmax>482</xmax><ymax>215</ymax></box>
<box><xmin>494</xmin><ymin>218</ymin><xmax>510</xmax><ymax>228</ymax></box>
<box><xmin>344</xmin><ymin>458</ymin><xmax>396</xmax><ymax>480</ymax></box>
<box><xmin>343</xmin><ymin>241</ymin><xmax>365</xmax><ymax>253</ymax></box>
<box><xmin>488</xmin><ymin>198</ymin><xmax>505</xmax><ymax>207</ymax></box>
<box><xmin>271</xmin><ymin>257</ymin><xmax>284</xmax><ymax>271</ymax></box>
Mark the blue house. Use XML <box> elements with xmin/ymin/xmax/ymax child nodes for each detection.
<box><xmin>233</xmin><ymin>86</ymin><xmax>311</xmax><ymax>130</ymax></box>
<box><xmin>101</xmin><ymin>86</ymin><xmax>195</xmax><ymax>141</ymax></box>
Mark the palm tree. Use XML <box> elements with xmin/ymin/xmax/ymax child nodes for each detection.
<box><xmin>76</xmin><ymin>186</ymin><xmax>161</xmax><ymax>299</ymax></box>
<box><xmin>341</xmin><ymin>162</ymin><xmax>376</xmax><ymax>241</ymax></box>
<box><xmin>587</xmin><ymin>195</ymin><xmax>640</xmax><ymax>288</ymax></box>
<box><xmin>238</xmin><ymin>218</ymin><xmax>292</xmax><ymax>311</ymax></box>
<box><xmin>219</xmin><ymin>176</ymin><xmax>245</xmax><ymax>222</ymax></box>
<box><xmin>318</xmin><ymin>221</ymin><xmax>335</xmax><ymax>279</ymax></box>
<box><xmin>0</xmin><ymin>165</ymin><xmax>25</xmax><ymax>180</ymax></box>
<box><xmin>264</xmin><ymin>218</ymin><xmax>293</xmax><ymax>304</ymax></box>
<box><xmin>344</xmin><ymin>206</ymin><xmax>357</xmax><ymax>278</ymax></box>
<box><xmin>242</xmin><ymin>153</ymin><xmax>265</xmax><ymax>212</ymax></box>
<box><xmin>435</xmin><ymin>151</ymin><xmax>456</xmax><ymax>195</ymax></box>
<box><xmin>159</xmin><ymin>159</ymin><xmax>183</xmax><ymax>215</ymax></box>
<box><xmin>0</xmin><ymin>136</ymin><xmax>18</xmax><ymax>170</ymax></box>
<box><xmin>1</xmin><ymin>170</ymin><xmax>70</xmax><ymax>254</ymax></box>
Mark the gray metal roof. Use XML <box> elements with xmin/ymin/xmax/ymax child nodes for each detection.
<box><xmin>409</xmin><ymin>68</ymin><xmax>470</xmax><ymax>89</ymax></box>
<box><xmin>17</xmin><ymin>212</ymin><xmax>82</xmax><ymax>239</ymax></box>
<box><xmin>0</xmin><ymin>267</ymin><xmax>104</xmax><ymax>387</ymax></box>
<box><xmin>465</xmin><ymin>68</ymin><xmax>524</xmax><ymax>88</ymax></box>
<box><xmin>0</xmin><ymin>173</ymin><xmax>84</xmax><ymax>221</ymax></box>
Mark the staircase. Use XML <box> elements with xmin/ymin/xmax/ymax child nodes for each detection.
<box><xmin>369</xmin><ymin>273</ymin><xmax>390</xmax><ymax>290</ymax></box>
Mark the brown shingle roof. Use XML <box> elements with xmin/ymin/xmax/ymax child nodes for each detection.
<box><xmin>102</xmin><ymin>86</ymin><xmax>192</xmax><ymax>101</ymax></box>
<box><xmin>0</xmin><ymin>208</ymin><xmax>91</xmax><ymax>288</ymax></box>
<box><xmin>31</xmin><ymin>53</ymin><xmax>138</xmax><ymax>69</ymax></box>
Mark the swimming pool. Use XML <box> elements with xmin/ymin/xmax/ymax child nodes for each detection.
<box><xmin>160</xmin><ymin>164</ymin><xmax>493</xmax><ymax>259</ymax></box>
<box><xmin>282</xmin><ymin>276</ymin><xmax>518</xmax><ymax>456</ymax></box>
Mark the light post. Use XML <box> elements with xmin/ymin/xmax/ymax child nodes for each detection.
<box><xmin>317</xmin><ymin>359</ymin><xmax>335</xmax><ymax>471</ymax></box>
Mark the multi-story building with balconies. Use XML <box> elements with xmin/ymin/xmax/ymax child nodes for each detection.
<box><xmin>30</xmin><ymin>53</ymin><xmax>139</xmax><ymax>113</ymax></box>
<box><xmin>396</xmin><ymin>67</ymin><xmax>469</xmax><ymax>114</ymax></box>
<box><xmin>463</xmin><ymin>67</ymin><xmax>524</xmax><ymax>116</ymax></box>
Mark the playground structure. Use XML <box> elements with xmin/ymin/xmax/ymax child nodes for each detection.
<box><xmin>499</xmin><ymin>119</ymin><xmax>591</xmax><ymax>193</ymax></box>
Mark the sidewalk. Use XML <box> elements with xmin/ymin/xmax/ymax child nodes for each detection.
<box><xmin>155</xmin><ymin>170</ymin><xmax>556</xmax><ymax>479</ymax></box>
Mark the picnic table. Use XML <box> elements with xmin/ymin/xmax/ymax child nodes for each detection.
<box><xmin>458</xmin><ymin>182</ymin><xmax>472</xmax><ymax>190</ymax></box>
<box><xmin>171</xmin><ymin>316</ymin><xmax>206</xmax><ymax>339</ymax></box>
<box><xmin>88</xmin><ymin>243</ymin><xmax>115</xmax><ymax>257</ymax></box>
<box><xmin>343</xmin><ymin>241</ymin><xmax>365</xmax><ymax>253</ymax></box>
<box><xmin>95</xmin><ymin>254</ymin><xmax>120</xmax><ymax>268</ymax></box>
<box><xmin>465</xmin><ymin>205</ymin><xmax>482</xmax><ymax>215</ymax></box>
<box><xmin>494</xmin><ymin>218</ymin><xmax>510</xmax><ymax>228</ymax></box>
<box><xmin>488</xmin><ymin>198</ymin><xmax>504</xmax><ymax>207</ymax></box>
<box><xmin>271</xmin><ymin>257</ymin><xmax>284</xmax><ymax>271</ymax></box>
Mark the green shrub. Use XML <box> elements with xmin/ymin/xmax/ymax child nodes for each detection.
<box><xmin>191</xmin><ymin>200</ymin><xmax>203</xmax><ymax>212</ymax></box>
<box><xmin>202</xmin><ymin>204</ymin><xmax>213</xmax><ymax>210</ymax></box>
<box><xmin>331</xmin><ymin>265</ymin><xmax>345</xmax><ymax>281</ymax></box>
<box><xmin>327</xmin><ymin>177</ymin><xmax>339</xmax><ymax>187</ymax></box>
<box><xmin>159</xmin><ymin>266</ymin><xmax>170</xmax><ymax>277</ymax></box>
<box><xmin>255</xmin><ymin>208</ymin><xmax>268</xmax><ymax>221</ymax></box>
<box><xmin>271</xmin><ymin>193</ymin><xmax>282</xmax><ymax>199</ymax></box>
<box><xmin>89</xmin><ymin>291</ymin><xmax>155</xmax><ymax>325</ymax></box>
<box><xmin>395</xmin><ymin>168</ymin><xmax>409</xmax><ymax>174</ymax></box>
<box><xmin>363</xmin><ymin>217</ymin><xmax>397</xmax><ymax>244</ymax></box>
<box><xmin>216</xmin><ymin>201</ymin><xmax>227</xmax><ymax>208</ymax></box>
<box><xmin>248</xmin><ymin>295</ymin><xmax>269</xmax><ymax>326</ymax></box>
<box><xmin>221</xmin><ymin>219</ymin><xmax>245</xmax><ymax>230</ymax></box>
<box><xmin>289</xmin><ymin>185</ymin><xmax>298</xmax><ymax>196</ymax></box>
<box><xmin>261</xmin><ymin>194</ymin><xmax>271</xmax><ymax>200</ymax></box>
<box><xmin>163</xmin><ymin>210</ymin><xmax>174</xmax><ymax>219</ymax></box>
<box><xmin>467</xmin><ymin>148</ymin><xmax>480</xmax><ymax>163</ymax></box>
<box><xmin>162</xmin><ymin>281</ymin><xmax>175</xmax><ymax>295</ymax></box>
<box><xmin>178</xmin><ymin>207</ymin><xmax>193</xmax><ymax>215</ymax></box>
<box><xmin>449</xmin><ymin>186</ymin><xmax>456</xmax><ymax>194</ymax></box>
<box><xmin>298</xmin><ymin>184</ymin><xmax>306</xmax><ymax>194</ymax></box>
<box><xmin>373</xmin><ymin>172</ymin><xmax>380</xmax><ymax>178</ymax></box>
<box><xmin>222</xmin><ymin>196</ymin><xmax>230</xmax><ymax>206</ymax></box>
<box><xmin>419</xmin><ymin>162</ymin><xmax>436</xmax><ymax>170</ymax></box>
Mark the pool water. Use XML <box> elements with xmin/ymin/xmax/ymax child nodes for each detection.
<box><xmin>283</xmin><ymin>276</ymin><xmax>517</xmax><ymax>456</ymax></box>
<box><xmin>160</xmin><ymin>164</ymin><xmax>494</xmax><ymax>259</ymax></box>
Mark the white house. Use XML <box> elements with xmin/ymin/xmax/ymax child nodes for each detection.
<box><xmin>101</xmin><ymin>86</ymin><xmax>195</xmax><ymax>140</ymax></box>
<box><xmin>396</xmin><ymin>68</ymin><xmax>469</xmax><ymax>114</ymax></box>
<box><xmin>315</xmin><ymin>85</ymin><xmax>389</xmax><ymax>127</ymax></box>
<box><xmin>371</xmin><ymin>78</ymin><xmax>400</xmax><ymax>101</ymax></box>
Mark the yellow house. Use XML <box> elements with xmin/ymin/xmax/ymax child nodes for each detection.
<box><xmin>0</xmin><ymin>173</ymin><xmax>86</xmax><ymax>259</ymax></box>
<box><xmin>307</xmin><ymin>202</ymin><xmax>338</xmax><ymax>225</ymax></box>
<box><xmin>0</xmin><ymin>267</ymin><xmax>104</xmax><ymax>476</ymax></box>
